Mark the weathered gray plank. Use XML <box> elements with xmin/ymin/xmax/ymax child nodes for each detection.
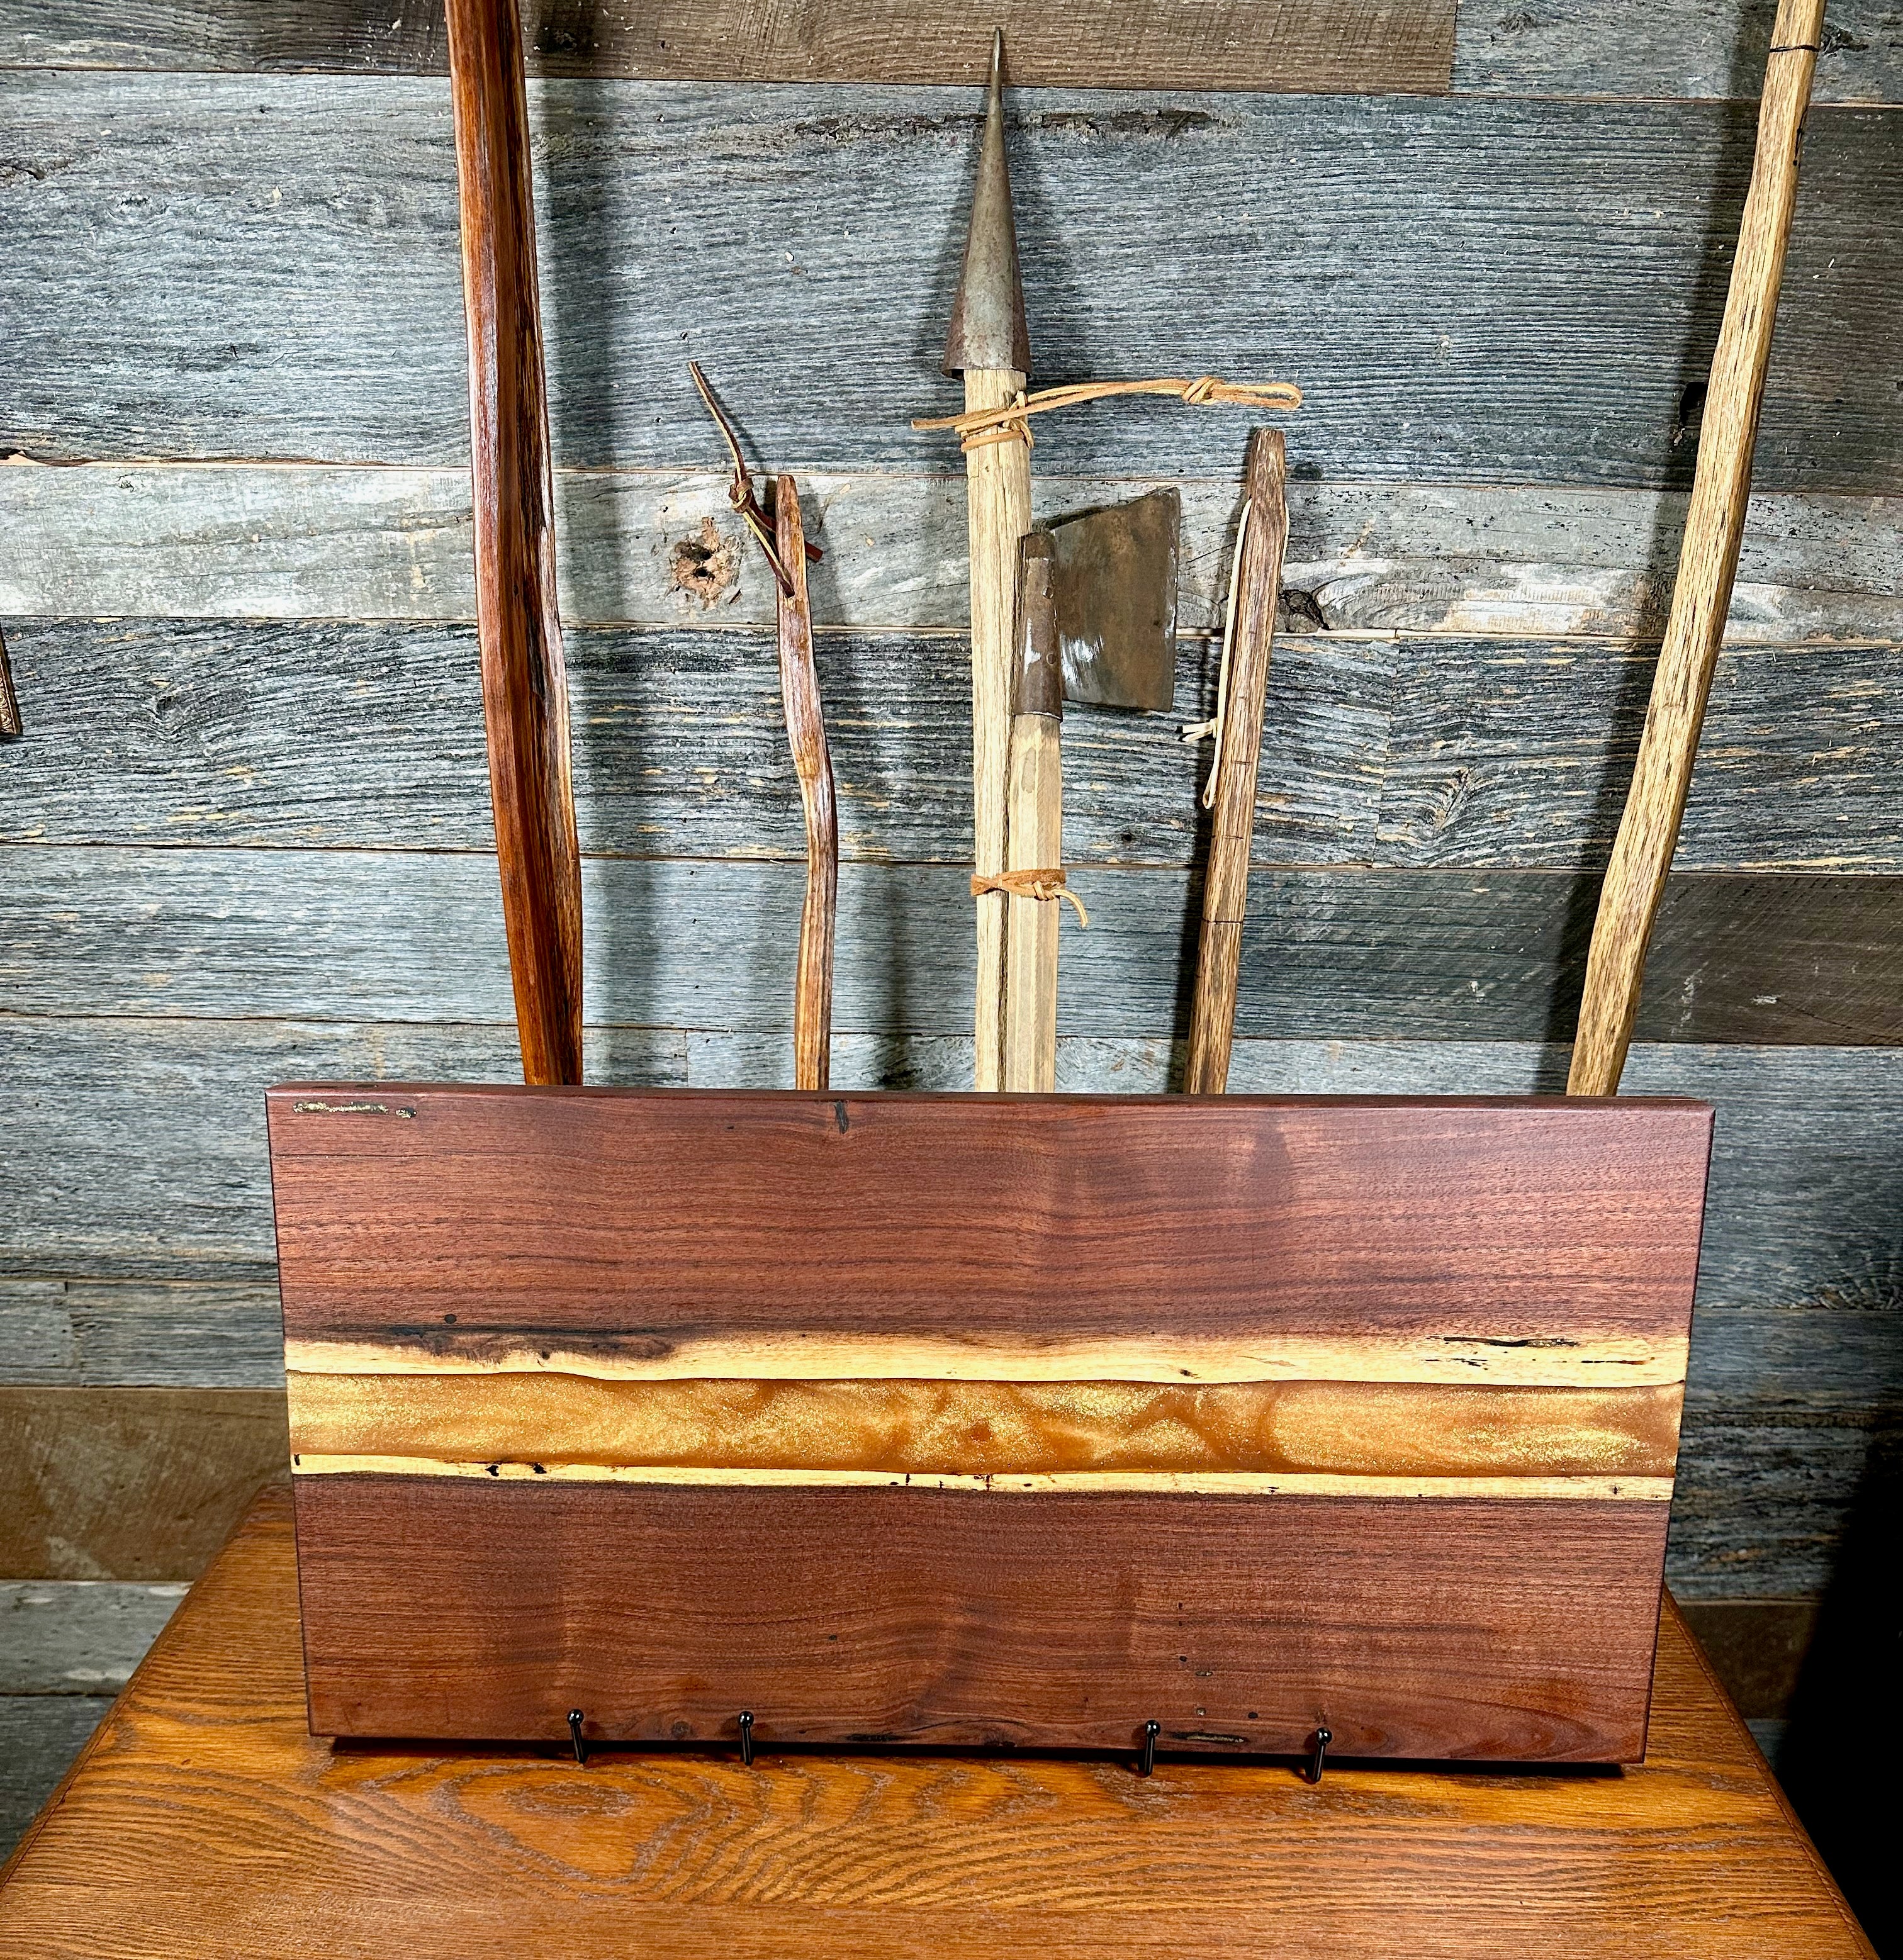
<box><xmin>6</xmin><ymin>849</ymin><xmax>1901</xmax><ymax>1046</ymax></box>
<box><xmin>1456</xmin><ymin>0</ymin><xmax>1903</xmax><ymax>106</ymax></box>
<box><xmin>0</xmin><ymin>1582</ymin><xmax>186</xmax><ymax>1693</ymax></box>
<box><xmin>3</xmin><ymin>76</ymin><xmax>1899</xmax><ymax>490</ymax></box>
<box><xmin>19</xmin><ymin>0</ymin><xmax>1895</xmax><ymax>108</ymax></box>
<box><xmin>0</xmin><ymin>1012</ymin><xmax>684</xmax><ymax>1278</ymax></box>
<box><xmin>5</xmin><ymin>1016</ymin><xmax>1899</xmax><ymax>1317</ymax></box>
<box><xmin>0</xmin><ymin>1280</ymin><xmax>286</xmax><ymax>1389</ymax></box>
<box><xmin>0</xmin><ymin>0</ymin><xmax>1457</xmax><ymax>93</ymax></box>
<box><xmin>7</xmin><ymin>622</ymin><xmax>1903</xmax><ymax>873</ymax></box>
<box><xmin>1669</xmin><ymin>1410</ymin><xmax>1895</xmax><ymax>1598</ymax></box>
<box><xmin>0</xmin><ymin>1280</ymin><xmax>77</xmax><ymax>1382</ymax></box>
<box><xmin>0</xmin><ymin>1696</ymin><xmax>113</xmax><ymax>1861</ymax></box>
<box><xmin>1673</xmin><ymin>1308</ymin><xmax>1902</xmax><ymax>1598</ymax></box>
<box><xmin>3</xmin><ymin>463</ymin><xmax>1898</xmax><ymax>644</ymax></box>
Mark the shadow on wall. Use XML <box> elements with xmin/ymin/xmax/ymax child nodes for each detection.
<box><xmin>1776</xmin><ymin>1430</ymin><xmax>1903</xmax><ymax>1955</ymax></box>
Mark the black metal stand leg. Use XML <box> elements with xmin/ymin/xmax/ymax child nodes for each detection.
<box><xmin>1306</xmin><ymin>1726</ymin><xmax>1331</xmax><ymax>1784</ymax></box>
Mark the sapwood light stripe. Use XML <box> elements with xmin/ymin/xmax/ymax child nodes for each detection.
<box><xmin>282</xmin><ymin>1331</ymin><xmax>1692</xmax><ymax>1387</ymax></box>
<box><xmin>283</xmin><ymin>1372</ymin><xmax>1684</xmax><ymax>1479</ymax></box>
<box><xmin>287</xmin><ymin>1460</ymin><xmax>1676</xmax><ymax>1500</ymax></box>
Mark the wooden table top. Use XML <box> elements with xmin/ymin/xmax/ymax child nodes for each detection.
<box><xmin>0</xmin><ymin>1492</ymin><xmax>1872</xmax><ymax>1959</ymax></box>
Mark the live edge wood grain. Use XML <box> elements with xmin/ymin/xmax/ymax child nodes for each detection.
<box><xmin>0</xmin><ymin>1494</ymin><xmax>1872</xmax><ymax>1959</ymax></box>
<box><xmin>267</xmin><ymin>1088</ymin><xmax>1712</xmax><ymax>1358</ymax></box>
<box><xmin>293</xmin><ymin>1477</ymin><xmax>1668</xmax><ymax>1759</ymax></box>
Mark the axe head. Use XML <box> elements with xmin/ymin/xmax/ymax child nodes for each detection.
<box><xmin>1046</xmin><ymin>488</ymin><xmax>1181</xmax><ymax>713</ymax></box>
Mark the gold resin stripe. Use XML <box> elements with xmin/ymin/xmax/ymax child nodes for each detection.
<box><xmin>284</xmin><ymin>1328</ymin><xmax>1690</xmax><ymax>1389</ymax></box>
<box><xmin>286</xmin><ymin>1372</ymin><xmax>1684</xmax><ymax>1482</ymax></box>
<box><xmin>288</xmin><ymin>1457</ymin><xmax>1675</xmax><ymax>1501</ymax></box>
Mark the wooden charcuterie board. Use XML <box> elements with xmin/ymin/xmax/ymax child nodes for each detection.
<box><xmin>269</xmin><ymin>1086</ymin><xmax>1712</xmax><ymax>1763</ymax></box>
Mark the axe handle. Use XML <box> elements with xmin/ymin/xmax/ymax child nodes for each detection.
<box><xmin>962</xmin><ymin>366</ymin><xmax>1033</xmax><ymax>1091</ymax></box>
<box><xmin>775</xmin><ymin>475</ymin><xmax>838</xmax><ymax>1093</ymax></box>
<box><xmin>1184</xmin><ymin>428</ymin><xmax>1288</xmax><ymax>1096</ymax></box>
<box><xmin>447</xmin><ymin>0</ymin><xmax>583</xmax><ymax>1086</ymax></box>
<box><xmin>1003</xmin><ymin>714</ymin><xmax>1063</xmax><ymax>1092</ymax></box>
<box><xmin>1568</xmin><ymin>0</ymin><xmax>1824</xmax><ymax>1096</ymax></box>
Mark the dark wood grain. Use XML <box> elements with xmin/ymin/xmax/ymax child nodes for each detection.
<box><xmin>3</xmin><ymin>1022</ymin><xmax>1889</xmax><ymax>1330</ymax></box>
<box><xmin>4</xmin><ymin>78</ymin><xmax>1899</xmax><ymax>490</ymax></box>
<box><xmin>0</xmin><ymin>0</ymin><xmax>1456</xmax><ymax>92</ymax></box>
<box><xmin>267</xmin><ymin>1087</ymin><xmax>1710</xmax><ymax>1352</ymax></box>
<box><xmin>446</xmin><ymin>0</ymin><xmax>583</xmax><ymax>1085</ymax></box>
<box><xmin>269</xmin><ymin>1088</ymin><xmax>1705</xmax><ymax>1759</ymax></box>
<box><xmin>294</xmin><ymin>1476</ymin><xmax>1668</xmax><ymax>1759</ymax></box>
<box><xmin>0</xmin><ymin>1493</ymin><xmax>1875</xmax><ymax>1956</ymax></box>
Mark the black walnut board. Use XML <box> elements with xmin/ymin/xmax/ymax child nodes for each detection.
<box><xmin>268</xmin><ymin>1086</ymin><xmax>1714</xmax><ymax>1762</ymax></box>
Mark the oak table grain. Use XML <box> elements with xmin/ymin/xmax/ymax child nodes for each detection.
<box><xmin>0</xmin><ymin>1492</ymin><xmax>1872</xmax><ymax>1959</ymax></box>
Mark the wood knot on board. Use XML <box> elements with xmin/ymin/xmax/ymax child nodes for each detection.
<box><xmin>668</xmin><ymin>517</ymin><xmax>741</xmax><ymax>608</ymax></box>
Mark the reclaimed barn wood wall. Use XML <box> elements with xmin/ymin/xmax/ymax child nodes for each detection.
<box><xmin>1</xmin><ymin>0</ymin><xmax>1899</xmax><ymax>1903</ymax></box>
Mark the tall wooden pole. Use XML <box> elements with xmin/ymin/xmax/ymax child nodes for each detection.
<box><xmin>945</xmin><ymin>32</ymin><xmax>1033</xmax><ymax>1092</ymax></box>
<box><xmin>1003</xmin><ymin>533</ymin><xmax>1064</xmax><ymax>1093</ymax></box>
<box><xmin>446</xmin><ymin>0</ymin><xmax>585</xmax><ymax>1086</ymax></box>
<box><xmin>1568</xmin><ymin>0</ymin><xmax>1824</xmax><ymax>1095</ymax></box>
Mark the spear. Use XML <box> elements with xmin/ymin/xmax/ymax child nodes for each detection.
<box><xmin>943</xmin><ymin>30</ymin><xmax>1033</xmax><ymax>1092</ymax></box>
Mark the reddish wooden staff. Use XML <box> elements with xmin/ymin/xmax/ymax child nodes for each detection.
<box><xmin>446</xmin><ymin>0</ymin><xmax>584</xmax><ymax>1085</ymax></box>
